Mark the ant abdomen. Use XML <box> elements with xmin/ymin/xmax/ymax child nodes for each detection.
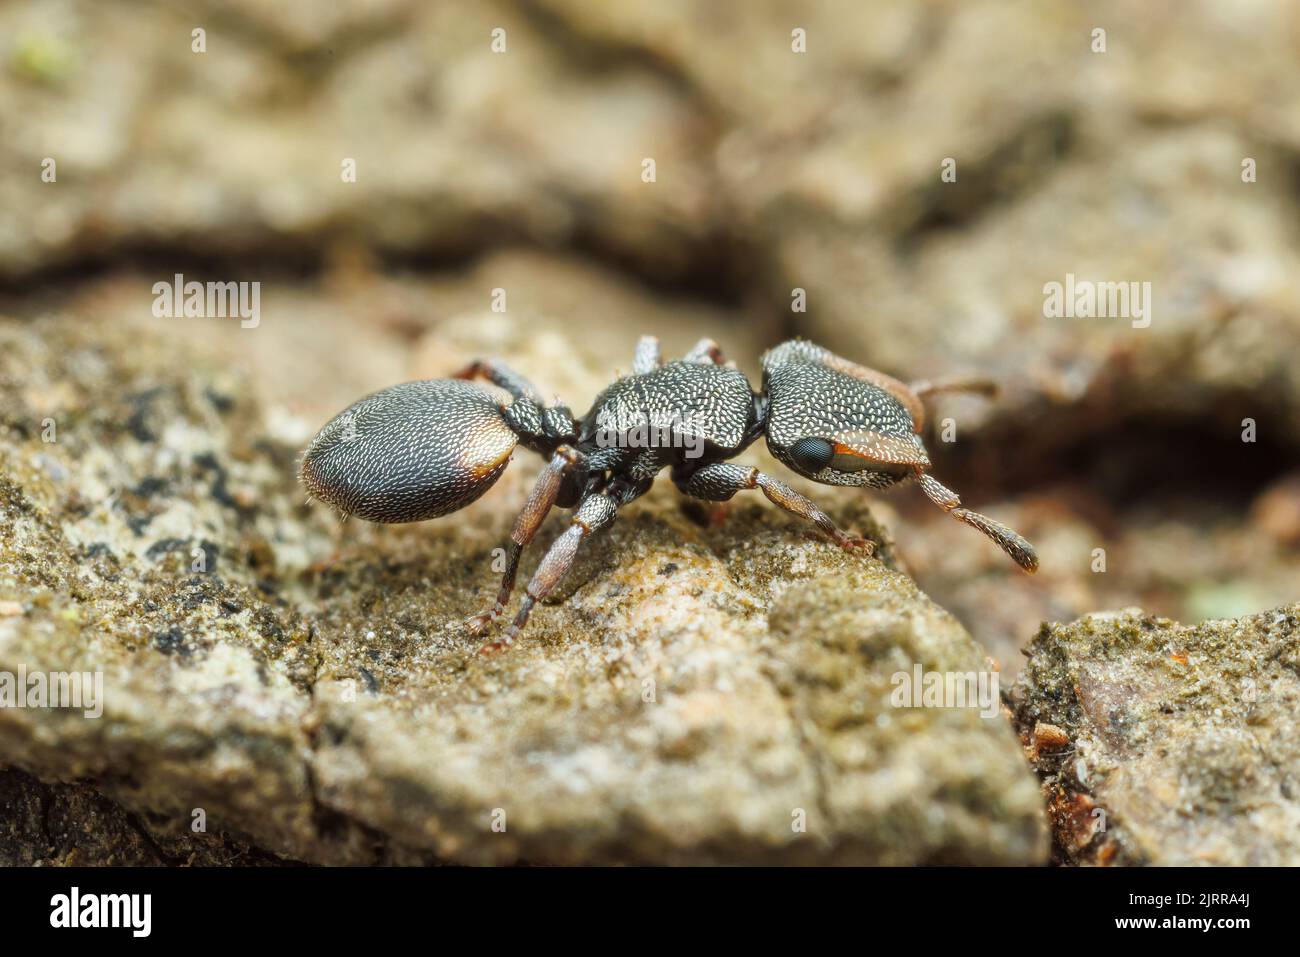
<box><xmin>300</xmin><ymin>379</ymin><xmax>517</xmax><ymax>524</ymax></box>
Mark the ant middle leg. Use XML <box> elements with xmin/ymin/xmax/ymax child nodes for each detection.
<box><xmin>465</xmin><ymin>446</ymin><xmax>587</xmax><ymax>636</ymax></box>
<box><xmin>479</xmin><ymin>476</ymin><xmax>650</xmax><ymax>653</ymax></box>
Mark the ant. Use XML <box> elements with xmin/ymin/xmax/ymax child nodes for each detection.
<box><xmin>301</xmin><ymin>337</ymin><xmax>1037</xmax><ymax>652</ymax></box>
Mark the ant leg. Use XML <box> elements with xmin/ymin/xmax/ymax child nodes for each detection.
<box><xmin>683</xmin><ymin>338</ymin><xmax>729</xmax><ymax>366</ymax></box>
<box><xmin>479</xmin><ymin>485</ymin><xmax>632</xmax><ymax>653</ymax></box>
<box><xmin>465</xmin><ymin>446</ymin><xmax>586</xmax><ymax>636</ymax></box>
<box><xmin>452</xmin><ymin>359</ymin><xmax>543</xmax><ymax>403</ymax></box>
<box><xmin>632</xmin><ymin>335</ymin><xmax>662</xmax><ymax>374</ymax></box>
<box><xmin>673</xmin><ymin>463</ymin><xmax>874</xmax><ymax>553</ymax></box>
<box><xmin>914</xmin><ymin>471</ymin><xmax>1038</xmax><ymax>573</ymax></box>
<box><xmin>458</xmin><ymin>361</ymin><xmax>578</xmax><ymax>451</ymax></box>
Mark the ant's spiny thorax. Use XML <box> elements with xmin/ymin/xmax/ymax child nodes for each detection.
<box><xmin>579</xmin><ymin>361</ymin><xmax>758</xmax><ymax>460</ymax></box>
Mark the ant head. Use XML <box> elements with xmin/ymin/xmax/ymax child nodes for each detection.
<box><xmin>760</xmin><ymin>340</ymin><xmax>1037</xmax><ymax>573</ymax></box>
<box><xmin>760</xmin><ymin>340</ymin><xmax>930</xmax><ymax>488</ymax></box>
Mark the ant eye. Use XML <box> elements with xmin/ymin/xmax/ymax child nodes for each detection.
<box><xmin>790</xmin><ymin>437</ymin><xmax>834</xmax><ymax>473</ymax></box>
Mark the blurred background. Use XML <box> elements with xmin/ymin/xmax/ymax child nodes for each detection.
<box><xmin>2</xmin><ymin>0</ymin><xmax>1299</xmax><ymax>675</ymax></box>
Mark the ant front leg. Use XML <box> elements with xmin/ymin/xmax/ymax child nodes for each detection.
<box><xmin>465</xmin><ymin>446</ymin><xmax>587</xmax><ymax>636</ymax></box>
<box><xmin>914</xmin><ymin>471</ymin><xmax>1037</xmax><ymax>573</ymax></box>
<box><xmin>673</xmin><ymin>463</ymin><xmax>874</xmax><ymax>554</ymax></box>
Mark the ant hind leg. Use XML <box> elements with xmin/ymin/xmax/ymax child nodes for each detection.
<box><xmin>479</xmin><ymin>481</ymin><xmax>641</xmax><ymax>653</ymax></box>
<box><xmin>464</xmin><ymin>446</ymin><xmax>587</xmax><ymax>636</ymax></box>
<box><xmin>682</xmin><ymin>338</ymin><xmax>730</xmax><ymax>366</ymax></box>
<box><xmin>452</xmin><ymin>359</ymin><xmax>544</xmax><ymax>403</ymax></box>
<box><xmin>632</xmin><ymin>336</ymin><xmax>662</xmax><ymax>374</ymax></box>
